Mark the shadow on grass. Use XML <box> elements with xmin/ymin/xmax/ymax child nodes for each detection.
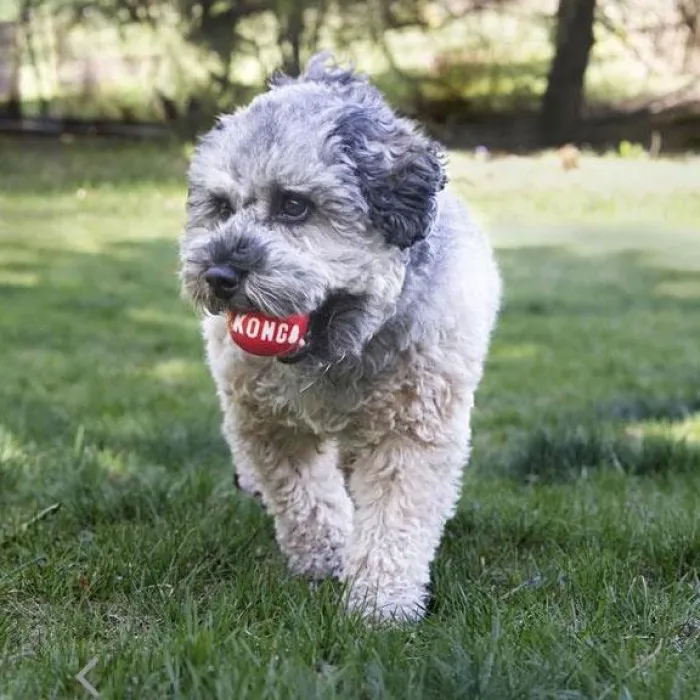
<box><xmin>497</xmin><ymin>425</ymin><xmax>700</xmax><ymax>485</ymax></box>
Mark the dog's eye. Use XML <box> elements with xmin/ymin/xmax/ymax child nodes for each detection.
<box><xmin>279</xmin><ymin>193</ymin><xmax>312</xmax><ymax>222</ymax></box>
<box><xmin>213</xmin><ymin>197</ymin><xmax>234</xmax><ymax>220</ymax></box>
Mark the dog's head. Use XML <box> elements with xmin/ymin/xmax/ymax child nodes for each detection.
<box><xmin>180</xmin><ymin>52</ymin><xmax>447</xmax><ymax>366</ymax></box>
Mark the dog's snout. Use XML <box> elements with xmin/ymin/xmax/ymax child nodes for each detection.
<box><xmin>204</xmin><ymin>265</ymin><xmax>241</xmax><ymax>299</ymax></box>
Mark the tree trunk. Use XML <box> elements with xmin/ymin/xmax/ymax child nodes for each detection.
<box><xmin>1</xmin><ymin>2</ymin><xmax>31</xmax><ymax>120</ymax></box>
<box><xmin>1</xmin><ymin>21</ymin><xmax>22</xmax><ymax>119</ymax></box>
<box><xmin>277</xmin><ymin>0</ymin><xmax>304</xmax><ymax>76</ymax></box>
<box><xmin>540</xmin><ymin>0</ymin><xmax>597</xmax><ymax>147</ymax></box>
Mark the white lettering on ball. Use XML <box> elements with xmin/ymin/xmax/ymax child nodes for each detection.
<box><xmin>275</xmin><ymin>323</ymin><xmax>289</xmax><ymax>343</ymax></box>
<box><xmin>246</xmin><ymin>317</ymin><xmax>260</xmax><ymax>338</ymax></box>
<box><xmin>231</xmin><ymin>314</ymin><xmax>303</xmax><ymax>346</ymax></box>
<box><xmin>232</xmin><ymin>314</ymin><xmax>246</xmax><ymax>334</ymax></box>
<box><xmin>261</xmin><ymin>320</ymin><xmax>275</xmax><ymax>341</ymax></box>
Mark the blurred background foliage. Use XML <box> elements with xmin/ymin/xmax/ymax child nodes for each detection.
<box><xmin>0</xmin><ymin>0</ymin><xmax>699</xmax><ymax>149</ymax></box>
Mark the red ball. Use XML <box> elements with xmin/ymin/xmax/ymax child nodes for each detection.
<box><xmin>226</xmin><ymin>310</ymin><xmax>310</xmax><ymax>357</ymax></box>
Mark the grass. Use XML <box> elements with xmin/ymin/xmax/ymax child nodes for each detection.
<box><xmin>1</xmin><ymin>136</ymin><xmax>700</xmax><ymax>698</ymax></box>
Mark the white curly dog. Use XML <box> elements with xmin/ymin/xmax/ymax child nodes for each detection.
<box><xmin>179</xmin><ymin>53</ymin><xmax>501</xmax><ymax>622</ymax></box>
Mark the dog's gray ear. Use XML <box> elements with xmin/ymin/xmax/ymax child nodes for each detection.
<box><xmin>334</xmin><ymin>106</ymin><xmax>447</xmax><ymax>250</ymax></box>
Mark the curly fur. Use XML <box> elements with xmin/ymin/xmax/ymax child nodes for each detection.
<box><xmin>179</xmin><ymin>53</ymin><xmax>502</xmax><ymax>622</ymax></box>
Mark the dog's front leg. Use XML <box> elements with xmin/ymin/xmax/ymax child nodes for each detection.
<box><xmin>225</xmin><ymin>409</ymin><xmax>353</xmax><ymax>580</ymax></box>
<box><xmin>342</xmin><ymin>429</ymin><xmax>470</xmax><ymax>623</ymax></box>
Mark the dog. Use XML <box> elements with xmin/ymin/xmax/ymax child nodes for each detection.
<box><xmin>179</xmin><ymin>53</ymin><xmax>501</xmax><ymax>622</ymax></box>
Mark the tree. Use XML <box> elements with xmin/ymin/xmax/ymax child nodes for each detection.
<box><xmin>540</xmin><ymin>0</ymin><xmax>597</xmax><ymax>147</ymax></box>
<box><xmin>276</xmin><ymin>0</ymin><xmax>330</xmax><ymax>77</ymax></box>
<box><xmin>0</xmin><ymin>19</ymin><xmax>23</xmax><ymax>119</ymax></box>
<box><xmin>677</xmin><ymin>0</ymin><xmax>700</xmax><ymax>68</ymax></box>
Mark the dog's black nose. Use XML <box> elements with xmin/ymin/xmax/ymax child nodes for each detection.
<box><xmin>204</xmin><ymin>265</ymin><xmax>239</xmax><ymax>299</ymax></box>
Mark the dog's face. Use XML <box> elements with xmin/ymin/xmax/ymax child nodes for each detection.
<box><xmin>180</xmin><ymin>54</ymin><xmax>446</xmax><ymax>366</ymax></box>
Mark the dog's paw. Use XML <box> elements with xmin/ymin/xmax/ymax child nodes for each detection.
<box><xmin>276</xmin><ymin>511</ymin><xmax>351</xmax><ymax>582</ymax></box>
<box><xmin>285</xmin><ymin>540</ymin><xmax>345</xmax><ymax>581</ymax></box>
<box><xmin>345</xmin><ymin>577</ymin><xmax>428</xmax><ymax>624</ymax></box>
<box><xmin>233</xmin><ymin>471</ymin><xmax>265</xmax><ymax>505</ymax></box>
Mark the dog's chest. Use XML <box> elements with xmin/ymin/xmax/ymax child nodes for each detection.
<box><xmin>251</xmin><ymin>363</ymin><xmax>365</xmax><ymax>435</ymax></box>
<box><xmin>209</xmin><ymin>353</ymin><xmax>357</xmax><ymax>437</ymax></box>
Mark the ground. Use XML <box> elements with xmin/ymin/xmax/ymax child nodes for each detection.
<box><xmin>1</xmin><ymin>137</ymin><xmax>699</xmax><ymax>699</ymax></box>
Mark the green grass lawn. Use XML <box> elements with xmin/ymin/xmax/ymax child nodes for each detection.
<box><xmin>1</xmin><ymin>137</ymin><xmax>699</xmax><ymax>699</ymax></box>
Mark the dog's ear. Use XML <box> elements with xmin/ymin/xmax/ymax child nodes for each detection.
<box><xmin>333</xmin><ymin>106</ymin><xmax>448</xmax><ymax>250</ymax></box>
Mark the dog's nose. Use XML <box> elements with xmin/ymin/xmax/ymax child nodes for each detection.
<box><xmin>204</xmin><ymin>265</ymin><xmax>240</xmax><ymax>299</ymax></box>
